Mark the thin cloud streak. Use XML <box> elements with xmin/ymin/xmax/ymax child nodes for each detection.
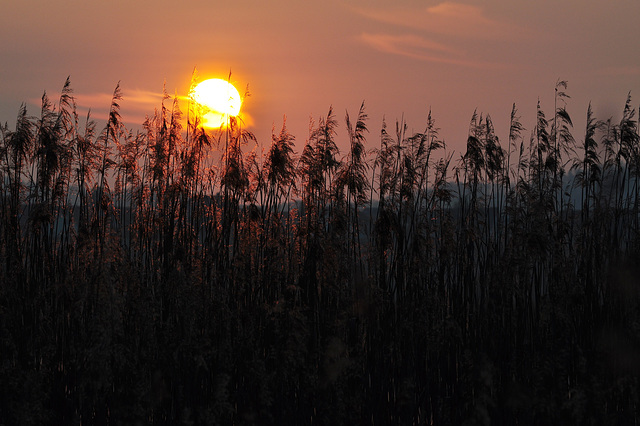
<box><xmin>354</xmin><ymin>2</ymin><xmax>523</xmax><ymax>40</ymax></box>
<box><xmin>359</xmin><ymin>32</ymin><xmax>507</xmax><ymax>69</ymax></box>
<box><xmin>76</xmin><ymin>89</ymin><xmax>166</xmax><ymax>110</ymax></box>
<box><xmin>57</xmin><ymin>89</ymin><xmax>169</xmax><ymax>124</ymax></box>
<box><xmin>361</xmin><ymin>33</ymin><xmax>463</xmax><ymax>56</ymax></box>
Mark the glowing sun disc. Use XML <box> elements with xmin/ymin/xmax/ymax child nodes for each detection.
<box><xmin>193</xmin><ymin>78</ymin><xmax>242</xmax><ymax>128</ymax></box>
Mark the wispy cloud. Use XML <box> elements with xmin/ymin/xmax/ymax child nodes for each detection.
<box><xmin>359</xmin><ymin>32</ymin><xmax>504</xmax><ymax>69</ymax></box>
<box><xmin>123</xmin><ymin>89</ymin><xmax>168</xmax><ymax>107</ymax></box>
<box><xmin>69</xmin><ymin>89</ymin><xmax>167</xmax><ymax>124</ymax></box>
<box><xmin>355</xmin><ymin>2</ymin><xmax>520</xmax><ymax>40</ymax></box>
<box><xmin>353</xmin><ymin>2</ymin><xmax>521</xmax><ymax>68</ymax></box>
<box><xmin>361</xmin><ymin>33</ymin><xmax>463</xmax><ymax>57</ymax></box>
<box><xmin>74</xmin><ymin>89</ymin><xmax>165</xmax><ymax>111</ymax></box>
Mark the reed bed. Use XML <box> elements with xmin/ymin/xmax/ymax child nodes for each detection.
<box><xmin>1</xmin><ymin>78</ymin><xmax>639</xmax><ymax>424</ymax></box>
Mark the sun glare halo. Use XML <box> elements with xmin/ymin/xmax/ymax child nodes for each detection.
<box><xmin>193</xmin><ymin>78</ymin><xmax>242</xmax><ymax>128</ymax></box>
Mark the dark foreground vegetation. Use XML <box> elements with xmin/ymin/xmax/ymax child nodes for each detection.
<box><xmin>1</xmin><ymin>78</ymin><xmax>639</xmax><ymax>424</ymax></box>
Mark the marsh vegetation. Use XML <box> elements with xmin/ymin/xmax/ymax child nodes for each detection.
<box><xmin>1</xmin><ymin>78</ymin><xmax>639</xmax><ymax>424</ymax></box>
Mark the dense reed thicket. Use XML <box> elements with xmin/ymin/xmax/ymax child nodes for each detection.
<box><xmin>1</xmin><ymin>78</ymin><xmax>639</xmax><ymax>424</ymax></box>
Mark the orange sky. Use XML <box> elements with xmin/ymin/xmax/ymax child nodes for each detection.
<box><xmin>2</xmin><ymin>0</ymin><xmax>640</xmax><ymax>155</ymax></box>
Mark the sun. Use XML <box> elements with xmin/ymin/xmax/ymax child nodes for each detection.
<box><xmin>192</xmin><ymin>78</ymin><xmax>242</xmax><ymax>128</ymax></box>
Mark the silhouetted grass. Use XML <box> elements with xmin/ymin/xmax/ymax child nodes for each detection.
<box><xmin>1</xmin><ymin>78</ymin><xmax>639</xmax><ymax>425</ymax></box>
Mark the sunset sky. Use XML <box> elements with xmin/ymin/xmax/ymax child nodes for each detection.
<box><xmin>2</xmin><ymin>0</ymin><xmax>639</xmax><ymax>154</ymax></box>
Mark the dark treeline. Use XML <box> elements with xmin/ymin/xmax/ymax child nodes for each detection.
<box><xmin>1</xmin><ymin>78</ymin><xmax>639</xmax><ymax>424</ymax></box>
